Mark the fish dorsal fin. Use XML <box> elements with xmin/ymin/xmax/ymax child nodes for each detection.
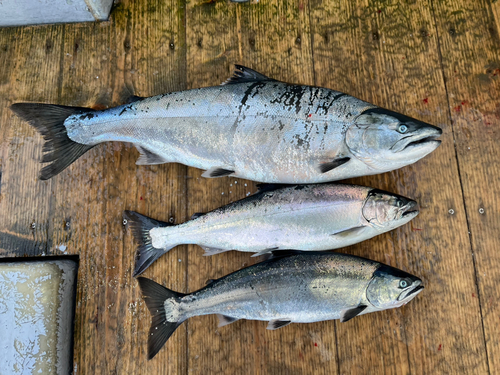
<box><xmin>256</xmin><ymin>183</ymin><xmax>289</xmax><ymax>193</ymax></box>
<box><xmin>191</xmin><ymin>212</ymin><xmax>206</xmax><ymax>220</ymax></box>
<box><xmin>222</xmin><ymin>65</ymin><xmax>276</xmax><ymax>85</ymax></box>
<box><xmin>217</xmin><ymin>314</ymin><xmax>240</xmax><ymax>327</ymax></box>
<box><xmin>267</xmin><ymin>319</ymin><xmax>292</xmax><ymax>330</ymax></box>
<box><xmin>267</xmin><ymin>250</ymin><xmax>306</xmax><ymax>260</ymax></box>
<box><xmin>340</xmin><ymin>305</ymin><xmax>367</xmax><ymax>323</ymax></box>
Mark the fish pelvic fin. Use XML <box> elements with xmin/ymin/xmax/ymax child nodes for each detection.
<box><xmin>124</xmin><ymin>210</ymin><xmax>175</xmax><ymax>276</ymax></box>
<box><xmin>217</xmin><ymin>314</ymin><xmax>240</xmax><ymax>327</ymax></box>
<box><xmin>10</xmin><ymin>103</ymin><xmax>95</xmax><ymax>180</ymax></box>
<box><xmin>135</xmin><ymin>146</ymin><xmax>168</xmax><ymax>165</ymax></box>
<box><xmin>137</xmin><ymin>277</ymin><xmax>187</xmax><ymax>360</ymax></box>
<box><xmin>201</xmin><ymin>167</ymin><xmax>235</xmax><ymax>178</ymax></box>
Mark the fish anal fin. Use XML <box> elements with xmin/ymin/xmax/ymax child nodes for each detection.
<box><xmin>201</xmin><ymin>167</ymin><xmax>235</xmax><ymax>178</ymax></box>
<box><xmin>200</xmin><ymin>245</ymin><xmax>230</xmax><ymax>256</ymax></box>
<box><xmin>222</xmin><ymin>65</ymin><xmax>276</xmax><ymax>85</ymax></box>
<box><xmin>217</xmin><ymin>314</ymin><xmax>240</xmax><ymax>327</ymax></box>
<box><xmin>331</xmin><ymin>226</ymin><xmax>366</xmax><ymax>238</ymax></box>
<box><xmin>319</xmin><ymin>157</ymin><xmax>350</xmax><ymax>173</ymax></box>
<box><xmin>340</xmin><ymin>305</ymin><xmax>367</xmax><ymax>323</ymax></box>
<box><xmin>135</xmin><ymin>146</ymin><xmax>168</xmax><ymax>165</ymax></box>
<box><xmin>267</xmin><ymin>319</ymin><xmax>292</xmax><ymax>330</ymax></box>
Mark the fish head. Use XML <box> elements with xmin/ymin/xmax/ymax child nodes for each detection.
<box><xmin>362</xmin><ymin>189</ymin><xmax>419</xmax><ymax>229</ymax></box>
<box><xmin>366</xmin><ymin>265</ymin><xmax>424</xmax><ymax>309</ymax></box>
<box><xmin>345</xmin><ymin>108</ymin><xmax>442</xmax><ymax>171</ymax></box>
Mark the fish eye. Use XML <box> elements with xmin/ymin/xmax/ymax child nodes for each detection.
<box><xmin>399</xmin><ymin>279</ymin><xmax>410</xmax><ymax>288</ymax></box>
<box><xmin>396</xmin><ymin>200</ymin><xmax>403</xmax><ymax>207</ymax></box>
<box><xmin>398</xmin><ymin>124</ymin><xmax>408</xmax><ymax>133</ymax></box>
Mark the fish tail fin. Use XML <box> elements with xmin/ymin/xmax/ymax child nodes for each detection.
<box><xmin>124</xmin><ymin>210</ymin><xmax>175</xmax><ymax>276</ymax></box>
<box><xmin>137</xmin><ymin>277</ymin><xmax>187</xmax><ymax>360</ymax></box>
<box><xmin>10</xmin><ymin>103</ymin><xmax>95</xmax><ymax>180</ymax></box>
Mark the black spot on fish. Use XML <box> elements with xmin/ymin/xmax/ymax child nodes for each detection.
<box><xmin>80</xmin><ymin>113</ymin><xmax>95</xmax><ymax>120</ymax></box>
<box><xmin>119</xmin><ymin>108</ymin><xmax>127</xmax><ymax>116</ymax></box>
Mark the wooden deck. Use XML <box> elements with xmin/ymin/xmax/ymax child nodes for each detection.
<box><xmin>0</xmin><ymin>0</ymin><xmax>499</xmax><ymax>373</ymax></box>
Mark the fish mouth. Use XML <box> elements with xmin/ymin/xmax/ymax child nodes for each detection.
<box><xmin>398</xmin><ymin>284</ymin><xmax>424</xmax><ymax>302</ymax></box>
<box><xmin>392</xmin><ymin>127</ymin><xmax>443</xmax><ymax>153</ymax></box>
<box><xmin>401</xmin><ymin>200</ymin><xmax>419</xmax><ymax>218</ymax></box>
<box><xmin>403</xmin><ymin>135</ymin><xmax>441</xmax><ymax>151</ymax></box>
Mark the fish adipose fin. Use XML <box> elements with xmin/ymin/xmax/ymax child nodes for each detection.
<box><xmin>124</xmin><ymin>210</ymin><xmax>175</xmax><ymax>276</ymax></box>
<box><xmin>135</xmin><ymin>146</ymin><xmax>168</xmax><ymax>165</ymax></box>
<box><xmin>191</xmin><ymin>212</ymin><xmax>206</xmax><ymax>220</ymax></box>
<box><xmin>331</xmin><ymin>226</ymin><xmax>366</xmax><ymax>238</ymax></box>
<box><xmin>137</xmin><ymin>277</ymin><xmax>187</xmax><ymax>360</ymax></box>
<box><xmin>201</xmin><ymin>167</ymin><xmax>235</xmax><ymax>178</ymax></box>
<box><xmin>217</xmin><ymin>314</ymin><xmax>240</xmax><ymax>327</ymax></box>
<box><xmin>222</xmin><ymin>65</ymin><xmax>277</xmax><ymax>85</ymax></box>
<box><xmin>340</xmin><ymin>305</ymin><xmax>367</xmax><ymax>323</ymax></box>
<box><xmin>126</xmin><ymin>95</ymin><xmax>146</xmax><ymax>104</ymax></box>
<box><xmin>267</xmin><ymin>319</ymin><xmax>292</xmax><ymax>330</ymax></box>
<box><xmin>10</xmin><ymin>103</ymin><xmax>95</xmax><ymax>180</ymax></box>
<box><xmin>318</xmin><ymin>157</ymin><xmax>350</xmax><ymax>174</ymax></box>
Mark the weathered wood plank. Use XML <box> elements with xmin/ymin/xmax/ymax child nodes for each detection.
<box><xmin>310</xmin><ymin>0</ymin><xmax>488</xmax><ymax>373</ymax></box>
<box><xmin>185</xmin><ymin>1</ymin><xmax>336</xmax><ymax>374</ymax></box>
<box><xmin>433</xmin><ymin>0</ymin><xmax>500</xmax><ymax>372</ymax></box>
<box><xmin>0</xmin><ymin>1</ymin><xmax>188</xmax><ymax>374</ymax></box>
<box><xmin>0</xmin><ymin>0</ymin><xmax>497</xmax><ymax>374</ymax></box>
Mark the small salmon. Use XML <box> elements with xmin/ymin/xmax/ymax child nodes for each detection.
<box><xmin>11</xmin><ymin>65</ymin><xmax>441</xmax><ymax>182</ymax></box>
<box><xmin>138</xmin><ymin>251</ymin><xmax>424</xmax><ymax>359</ymax></box>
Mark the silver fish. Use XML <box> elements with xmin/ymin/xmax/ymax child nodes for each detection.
<box><xmin>124</xmin><ymin>184</ymin><xmax>418</xmax><ymax>276</ymax></box>
<box><xmin>11</xmin><ymin>65</ymin><xmax>442</xmax><ymax>182</ymax></box>
<box><xmin>138</xmin><ymin>251</ymin><xmax>424</xmax><ymax>359</ymax></box>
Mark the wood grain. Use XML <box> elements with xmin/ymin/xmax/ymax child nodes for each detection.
<box><xmin>0</xmin><ymin>0</ymin><xmax>497</xmax><ymax>373</ymax></box>
<box><xmin>432</xmin><ymin>0</ymin><xmax>500</xmax><ymax>372</ymax></box>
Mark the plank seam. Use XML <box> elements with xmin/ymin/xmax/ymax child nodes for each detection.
<box><xmin>429</xmin><ymin>2</ymin><xmax>491</xmax><ymax>374</ymax></box>
<box><xmin>307</xmin><ymin>0</ymin><xmax>317</xmax><ymax>86</ymax></box>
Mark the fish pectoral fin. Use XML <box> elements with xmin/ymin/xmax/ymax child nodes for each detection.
<box><xmin>330</xmin><ymin>226</ymin><xmax>366</xmax><ymax>238</ymax></box>
<box><xmin>221</xmin><ymin>65</ymin><xmax>277</xmax><ymax>85</ymax></box>
<box><xmin>200</xmin><ymin>245</ymin><xmax>230</xmax><ymax>256</ymax></box>
<box><xmin>135</xmin><ymin>146</ymin><xmax>168</xmax><ymax>165</ymax></box>
<box><xmin>201</xmin><ymin>167</ymin><xmax>235</xmax><ymax>178</ymax></box>
<box><xmin>340</xmin><ymin>305</ymin><xmax>367</xmax><ymax>323</ymax></box>
<box><xmin>318</xmin><ymin>157</ymin><xmax>351</xmax><ymax>173</ymax></box>
<box><xmin>267</xmin><ymin>319</ymin><xmax>292</xmax><ymax>330</ymax></box>
<box><xmin>217</xmin><ymin>314</ymin><xmax>240</xmax><ymax>327</ymax></box>
<box><xmin>251</xmin><ymin>247</ymin><xmax>279</xmax><ymax>258</ymax></box>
